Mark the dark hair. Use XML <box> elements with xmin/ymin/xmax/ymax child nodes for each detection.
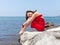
<box><xmin>26</xmin><ymin>10</ymin><xmax>37</xmax><ymax>20</ymax></box>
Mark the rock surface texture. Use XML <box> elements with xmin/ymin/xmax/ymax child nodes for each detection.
<box><xmin>20</xmin><ymin>26</ymin><xmax>60</xmax><ymax>45</ymax></box>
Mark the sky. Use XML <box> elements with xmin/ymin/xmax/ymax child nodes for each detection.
<box><xmin>0</xmin><ymin>0</ymin><xmax>60</xmax><ymax>17</ymax></box>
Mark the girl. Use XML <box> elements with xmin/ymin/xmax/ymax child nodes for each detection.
<box><xmin>19</xmin><ymin>10</ymin><xmax>45</xmax><ymax>35</ymax></box>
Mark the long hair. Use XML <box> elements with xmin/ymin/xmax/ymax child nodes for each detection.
<box><xmin>26</xmin><ymin>10</ymin><xmax>37</xmax><ymax>20</ymax></box>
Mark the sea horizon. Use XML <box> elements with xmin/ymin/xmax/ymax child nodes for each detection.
<box><xmin>0</xmin><ymin>16</ymin><xmax>60</xmax><ymax>45</ymax></box>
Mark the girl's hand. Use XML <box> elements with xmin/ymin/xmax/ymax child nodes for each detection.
<box><xmin>19</xmin><ymin>31</ymin><xmax>24</xmax><ymax>35</ymax></box>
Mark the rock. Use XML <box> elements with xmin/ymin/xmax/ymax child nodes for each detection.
<box><xmin>9</xmin><ymin>43</ymin><xmax>14</xmax><ymax>45</ymax></box>
<box><xmin>45</xmin><ymin>22</ymin><xmax>60</xmax><ymax>30</ymax></box>
<box><xmin>19</xmin><ymin>27</ymin><xmax>60</xmax><ymax>45</ymax></box>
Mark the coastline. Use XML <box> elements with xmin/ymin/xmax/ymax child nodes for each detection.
<box><xmin>20</xmin><ymin>26</ymin><xmax>60</xmax><ymax>45</ymax></box>
<box><xmin>0</xmin><ymin>16</ymin><xmax>60</xmax><ymax>45</ymax></box>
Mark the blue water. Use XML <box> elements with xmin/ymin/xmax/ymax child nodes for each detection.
<box><xmin>0</xmin><ymin>17</ymin><xmax>60</xmax><ymax>35</ymax></box>
<box><xmin>45</xmin><ymin>17</ymin><xmax>60</xmax><ymax>26</ymax></box>
<box><xmin>0</xmin><ymin>16</ymin><xmax>60</xmax><ymax>45</ymax></box>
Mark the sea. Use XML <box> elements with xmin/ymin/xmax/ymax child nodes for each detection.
<box><xmin>0</xmin><ymin>16</ymin><xmax>60</xmax><ymax>45</ymax></box>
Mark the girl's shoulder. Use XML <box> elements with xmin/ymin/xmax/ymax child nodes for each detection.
<box><xmin>35</xmin><ymin>13</ymin><xmax>44</xmax><ymax>19</ymax></box>
<box><xmin>34</xmin><ymin>12</ymin><xmax>43</xmax><ymax>17</ymax></box>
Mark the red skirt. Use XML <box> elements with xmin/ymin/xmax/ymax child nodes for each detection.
<box><xmin>31</xmin><ymin>14</ymin><xmax>45</xmax><ymax>31</ymax></box>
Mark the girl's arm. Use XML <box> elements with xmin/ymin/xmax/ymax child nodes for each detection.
<box><xmin>19</xmin><ymin>24</ymin><xmax>27</xmax><ymax>35</ymax></box>
<box><xmin>23</xmin><ymin>12</ymin><xmax>40</xmax><ymax>26</ymax></box>
<box><xmin>19</xmin><ymin>12</ymin><xmax>40</xmax><ymax>34</ymax></box>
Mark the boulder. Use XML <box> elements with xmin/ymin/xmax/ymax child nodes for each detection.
<box><xmin>45</xmin><ymin>22</ymin><xmax>60</xmax><ymax>30</ymax></box>
<box><xmin>19</xmin><ymin>27</ymin><xmax>60</xmax><ymax>45</ymax></box>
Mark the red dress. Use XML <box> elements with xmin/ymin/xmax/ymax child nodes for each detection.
<box><xmin>31</xmin><ymin>14</ymin><xmax>45</xmax><ymax>31</ymax></box>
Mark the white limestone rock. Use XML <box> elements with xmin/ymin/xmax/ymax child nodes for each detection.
<box><xmin>20</xmin><ymin>27</ymin><xmax>60</xmax><ymax>45</ymax></box>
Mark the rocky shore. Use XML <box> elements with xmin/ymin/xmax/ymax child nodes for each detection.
<box><xmin>19</xmin><ymin>22</ymin><xmax>60</xmax><ymax>45</ymax></box>
<box><xmin>45</xmin><ymin>22</ymin><xmax>60</xmax><ymax>30</ymax></box>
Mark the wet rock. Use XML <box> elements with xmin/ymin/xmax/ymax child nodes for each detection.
<box><xmin>45</xmin><ymin>22</ymin><xmax>60</xmax><ymax>30</ymax></box>
<box><xmin>9</xmin><ymin>43</ymin><xmax>14</xmax><ymax>45</ymax></box>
